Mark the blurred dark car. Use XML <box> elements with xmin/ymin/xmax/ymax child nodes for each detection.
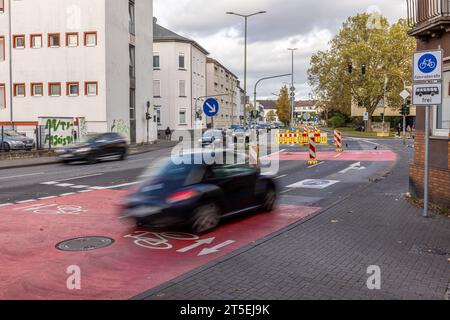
<box><xmin>121</xmin><ymin>151</ymin><xmax>277</xmax><ymax>233</ymax></box>
<box><xmin>1</xmin><ymin>130</ymin><xmax>35</xmax><ymax>152</ymax></box>
<box><xmin>56</xmin><ymin>132</ymin><xmax>128</xmax><ymax>164</ymax></box>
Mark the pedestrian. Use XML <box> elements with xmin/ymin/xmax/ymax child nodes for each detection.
<box><xmin>397</xmin><ymin>123</ymin><xmax>402</xmax><ymax>137</ymax></box>
<box><xmin>406</xmin><ymin>125</ymin><xmax>411</xmax><ymax>139</ymax></box>
<box><xmin>165</xmin><ymin>126</ymin><xmax>172</xmax><ymax>141</ymax></box>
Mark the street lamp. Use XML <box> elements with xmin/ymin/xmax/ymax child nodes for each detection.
<box><xmin>253</xmin><ymin>74</ymin><xmax>291</xmax><ymax>124</ymax></box>
<box><xmin>287</xmin><ymin>48</ymin><xmax>298</xmax><ymax>127</ymax></box>
<box><xmin>226</xmin><ymin>10</ymin><xmax>266</xmax><ymax>126</ymax></box>
<box><xmin>8</xmin><ymin>0</ymin><xmax>14</xmax><ymax>128</ymax></box>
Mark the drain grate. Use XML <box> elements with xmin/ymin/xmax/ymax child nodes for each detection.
<box><xmin>56</xmin><ymin>236</ymin><xmax>114</xmax><ymax>252</ymax></box>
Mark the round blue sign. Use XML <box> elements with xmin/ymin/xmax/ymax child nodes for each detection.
<box><xmin>203</xmin><ymin>98</ymin><xmax>219</xmax><ymax>117</ymax></box>
<box><xmin>418</xmin><ymin>54</ymin><xmax>437</xmax><ymax>74</ymax></box>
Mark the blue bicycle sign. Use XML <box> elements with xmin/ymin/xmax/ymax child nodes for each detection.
<box><xmin>418</xmin><ymin>54</ymin><xmax>437</xmax><ymax>74</ymax></box>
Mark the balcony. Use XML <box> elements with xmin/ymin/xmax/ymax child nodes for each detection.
<box><xmin>407</xmin><ymin>0</ymin><xmax>450</xmax><ymax>37</ymax></box>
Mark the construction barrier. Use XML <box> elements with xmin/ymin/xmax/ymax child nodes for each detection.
<box><xmin>276</xmin><ymin>128</ymin><xmax>328</xmax><ymax>145</ymax></box>
<box><xmin>334</xmin><ymin>130</ymin><xmax>343</xmax><ymax>152</ymax></box>
<box><xmin>307</xmin><ymin>134</ymin><xmax>318</xmax><ymax>165</ymax></box>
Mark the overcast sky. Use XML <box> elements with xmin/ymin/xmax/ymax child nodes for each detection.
<box><xmin>154</xmin><ymin>0</ymin><xmax>407</xmax><ymax>101</ymax></box>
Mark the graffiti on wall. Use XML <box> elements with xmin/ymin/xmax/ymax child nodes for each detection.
<box><xmin>111</xmin><ymin>119</ymin><xmax>130</xmax><ymax>136</ymax></box>
<box><xmin>41</xmin><ymin>118</ymin><xmax>75</xmax><ymax>147</ymax></box>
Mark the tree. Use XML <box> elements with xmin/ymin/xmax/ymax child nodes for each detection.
<box><xmin>276</xmin><ymin>86</ymin><xmax>291</xmax><ymax>125</ymax></box>
<box><xmin>308</xmin><ymin>14</ymin><xmax>416</xmax><ymax>131</ymax></box>
<box><xmin>266</xmin><ymin>110</ymin><xmax>277</xmax><ymax>122</ymax></box>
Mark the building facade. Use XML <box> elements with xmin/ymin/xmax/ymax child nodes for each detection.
<box><xmin>0</xmin><ymin>0</ymin><xmax>156</xmax><ymax>145</ymax></box>
<box><xmin>206</xmin><ymin>57</ymin><xmax>239</xmax><ymax>129</ymax></box>
<box><xmin>407</xmin><ymin>0</ymin><xmax>450</xmax><ymax>208</ymax></box>
<box><xmin>153</xmin><ymin>19</ymin><xmax>208</xmax><ymax>134</ymax></box>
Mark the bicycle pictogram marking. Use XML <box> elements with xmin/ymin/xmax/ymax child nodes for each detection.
<box><xmin>124</xmin><ymin>231</ymin><xmax>199</xmax><ymax>250</ymax></box>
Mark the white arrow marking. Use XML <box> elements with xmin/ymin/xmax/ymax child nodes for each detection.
<box><xmin>339</xmin><ymin>162</ymin><xmax>366</xmax><ymax>174</ymax></box>
<box><xmin>198</xmin><ymin>240</ymin><xmax>236</xmax><ymax>256</ymax></box>
<box><xmin>206</xmin><ymin>102</ymin><xmax>216</xmax><ymax>113</ymax></box>
<box><xmin>176</xmin><ymin>237</ymin><xmax>216</xmax><ymax>253</ymax></box>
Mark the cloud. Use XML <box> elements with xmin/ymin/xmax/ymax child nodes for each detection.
<box><xmin>154</xmin><ymin>0</ymin><xmax>407</xmax><ymax>99</ymax></box>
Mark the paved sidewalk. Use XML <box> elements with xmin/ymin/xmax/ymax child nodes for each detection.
<box><xmin>0</xmin><ymin>139</ymin><xmax>178</xmax><ymax>170</ymax></box>
<box><xmin>138</xmin><ymin>143</ymin><xmax>450</xmax><ymax>300</ymax></box>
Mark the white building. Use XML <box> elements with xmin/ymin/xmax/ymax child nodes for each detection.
<box><xmin>153</xmin><ymin>18</ymin><xmax>208</xmax><ymax>134</ymax></box>
<box><xmin>0</xmin><ymin>0</ymin><xmax>156</xmax><ymax>146</ymax></box>
<box><xmin>206</xmin><ymin>57</ymin><xmax>239</xmax><ymax>129</ymax></box>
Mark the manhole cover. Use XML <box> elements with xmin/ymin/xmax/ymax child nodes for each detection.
<box><xmin>56</xmin><ymin>236</ymin><xmax>114</xmax><ymax>252</ymax></box>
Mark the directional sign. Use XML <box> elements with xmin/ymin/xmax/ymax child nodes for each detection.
<box><xmin>412</xmin><ymin>82</ymin><xmax>442</xmax><ymax>106</ymax></box>
<box><xmin>413</xmin><ymin>50</ymin><xmax>443</xmax><ymax>82</ymax></box>
<box><xmin>198</xmin><ymin>240</ymin><xmax>236</xmax><ymax>256</ymax></box>
<box><xmin>314</xmin><ymin>115</ymin><xmax>319</xmax><ymax>122</ymax></box>
<box><xmin>203</xmin><ymin>98</ymin><xmax>219</xmax><ymax>117</ymax></box>
<box><xmin>400</xmin><ymin>89</ymin><xmax>410</xmax><ymax>100</ymax></box>
<box><xmin>339</xmin><ymin>162</ymin><xmax>366</xmax><ymax>174</ymax></box>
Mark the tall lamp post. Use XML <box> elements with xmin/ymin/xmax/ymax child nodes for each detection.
<box><xmin>226</xmin><ymin>10</ymin><xmax>266</xmax><ymax>127</ymax></box>
<box><xmin>8</xmin><ymin>0</ymin><xmax>14</xmax><ymax>128</ymax></box>
<box><xmin>287</xmin><ymin>48</ymin><xmax>298</xmax><ymax>128</ymax></box>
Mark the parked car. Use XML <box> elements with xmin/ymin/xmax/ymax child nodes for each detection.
<box><xmin>0</xmin><ymin>130</ymin><xmax>35</xmax><ymax>152</ymax></box>
<box><xmin>121</xmin><ymin>151</ymin><xmax>278</xmax><ymax>233</ymax></box>
<box><xmin>55</xmin><ymin>132</ymin><xmax>128</xmax><ymax>164</ymax></box>
<box><xmin>270</xmin><ymin>122</ymin><xmax>283</xmax><ymax>129</ymax></box>
<box><xmin>198</xmin><ymin>129</ymin><xmax>224</xmax><ymax>148</ymax></box>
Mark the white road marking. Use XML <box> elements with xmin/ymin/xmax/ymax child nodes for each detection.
<box><xmin>280</xmin><ymin>188</ymin><xmax>294</xmax><ymax>194</ymax></box>
<box><xmin>16</xmin><ymin>199</ymin><xmax>37</xmax><ymax>204</ymax></box>
<box><xmin>89</xmin><ymin>186</ymin><xmax>106</xmax><ymax>190</ymax></box>
<box><xmin>56</xmin><ymin>183</ymin><xmax>74</xmax><ymax>187</ymax></box>
<box><xmin>198</xmin><ymin>240</ymin><xmax>236</xmax><ymax>256</ymax></box>
<box><xmin>333</xmin><ymin>153</ymin><xmax>343</xmax><ymax>158</ymax></box>
<box><xmin>40</xmin><ymin>181</ymin><xmax>59</xmax><ymax>185</ymax></box>
<box><xmin>54</xmin><ymin>173</ymin><xmax>104</xmax><ymax>182</ymax></box>
<box><xmin>60</xmin><ymin>193</ymin><xmax>76</xmax><ymax>197</ymax></box>
<box><xmin>287</xmin><ymin>179</ymin><xmax>340</xmax><ymax>189</ymax></box>
<box><xmin>0</xmin><ymin>203</ymin><xmax>13</xmax><ymax>207</ymax></box>
<box><xmin>70</xmin><ymin>185</ymin><xmax>90</xmax><ymax>189</ymax></box>
<box><xmin>339</xmin><ymin>162</ymin><xmax>366</xmax><ymax>174</ymax></box>
<box><xmin>38</xmin><ymin>196</ymin><xmax>58</xmax><ymax>200</ymax></box>
<box><xmin>274</xmin><ymin>175</ymin><xmax>287</xmax><ymax>180</ymax></box>
<box><xmin>0</xmin><ymin>172</ymin><xmax>45</xmax><ymax>180</ymax></box>
<box><xmin>78</xmin><ymin>190</ymin><xmax>95</xmax><ymax>193</ymax></box>
<box><xmin>177</xmin><ymin>238</ymin><xmax>216</xmax><ymax>253</ymax></box>
<box><xmin>101</xmin><ymin>181</ymin><xmax>142</xmax><ymax>190</ymax></box>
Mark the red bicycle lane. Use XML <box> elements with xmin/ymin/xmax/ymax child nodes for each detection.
<box><xmin>0</xmin><ymin>190</ymin><xmax>320</xmax><ymax>300</ymax></box>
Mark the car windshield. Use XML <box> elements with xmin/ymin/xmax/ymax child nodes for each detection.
<box><xmin>4</xmin><ymin>131</ymin><xmax>21</xmax><ymax>137</ymax></box>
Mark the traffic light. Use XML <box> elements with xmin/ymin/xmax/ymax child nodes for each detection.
<box><xmin>145</xmin><ymin>112</ymin><xmax>152</xmax><ymax>120</ymax></box>
<box><xmin>400</xmin><ymin>104</ymin><xmax>410</xmax><ymax>116</ymax></box>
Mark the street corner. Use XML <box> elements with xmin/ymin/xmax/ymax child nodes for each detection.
<box><xmin>0</xmin><ymin>191</ymin><xmax>320</xmax><ymax>300</ymax></box>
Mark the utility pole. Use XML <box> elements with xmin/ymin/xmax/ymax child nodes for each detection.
<box><xmin>8</xmin><ymin>0</ymin><xmax>14</xmax><ymax>128</ymax></box>
<box><xmin>288</xmin><ymin>48</ymin><xmax>297</xmax><ymax>128</ymax></box>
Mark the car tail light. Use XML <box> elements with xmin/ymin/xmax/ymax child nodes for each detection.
<box><xmin>166</xmin><ymin>189</ymin><xmax>198</xmax><ymax>204</ymax></box>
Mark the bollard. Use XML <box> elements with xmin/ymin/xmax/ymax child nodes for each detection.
<box><xmin>334</xmin><ymin>130</ymin><xmax>343</xmax><ymax>152</ymax></box>
<box><xmin>307</xmin><ymin>134</ymin><xmax>318</xmax><ymax>165</ymax></box>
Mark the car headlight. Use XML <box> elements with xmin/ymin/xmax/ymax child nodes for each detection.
<box><xmin>76</xmin><ymin>147</ymin><xmax>92</xmax><ymax>153</ymax></box>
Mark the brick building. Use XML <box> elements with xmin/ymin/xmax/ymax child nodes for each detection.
<box><xmin>407</xmin><ymin>0</ymin><xmax>450</xmax><ymax>208</ymax></box>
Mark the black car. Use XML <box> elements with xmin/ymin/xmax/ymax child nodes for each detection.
<box><xmin>121</xmin><ymin>151</ymin><xmax>277</xmax><ymax>233</ymax></box>
<box><xmin>56</xmin><ymin>132</ymin><xmax>128</xmax><ymax>164</ymax></box>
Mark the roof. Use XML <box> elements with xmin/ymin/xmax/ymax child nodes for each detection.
<box><xmin>257</xmin><ymin>100</ymin><xmax>277</xmax><ymax>110</ymax></box>
<box><xmin>206</xmin><ymin>57</ymin><xmax>238</xmax><ymax>79</ymax></box>
<box><xmin>297</xmin><ymin>100</ymin><xmax>318</xmax><ymax>107</ymax></box>
<box><xmin>153</xmin><ymin>19</ymin><xmax>209</xmax><ymax>55</ymax></box>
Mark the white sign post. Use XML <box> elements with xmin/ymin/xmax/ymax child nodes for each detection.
<box><xmin>412</xmin><ymin>49</ymin><xmax>443</xmax><ymax>218</ymax></box>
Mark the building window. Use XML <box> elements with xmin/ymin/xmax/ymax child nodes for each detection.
<box><xmin>13</xmin><ymin>83</ymin><xmax>25</xmax><ymax>97</ymax></box>
<box><xmin>129</xmin><ymin>0</ymin><xmax>135</xmax><ymax>35</ymax></box>
<box><xmin>31</xmin><ymin>83</ymin><xmax>43</xmax><ymax>97</ymax></box>
<box><xmin>179</xmin><ymin>80</ymin><xmax>186</xmax><ymax>97</ymax></box>
<box><xmin>0</xmin><ymin>36</ymin><xmax>4</xmax><ymax>61</ymax></box>
<box><xmin>66</xmin><ymin>82</ymin><xmax>79</xmax><ymax>96</ymax></box>
<box><xmin>129</xmin><ymin>45</ymin><xmax>135</xmax><ymax>78</ymax></box>
<box><xmin>85</xmin><ymin>82</ymin><xmax>98</xmax><ymax>96</ymax></box>
<box><xmin>66</xmin><ymin>33</ymin><xmax>78</xmax><ymax>47</ymax></box>
<box><xmin>153</xmin><ymin>80</ymin><xmax>161</xmax><ymax>97</ymax></box>
<box><xmin>433</xmin><ymin>71</ymin><xmax>450</xmax><ymax>136</ymax></box>
<box><xmin>179</xmin><ymin>109</ymin><xmax>187</xmax><ymax>125</ymax></box>
<box><xmin>30</xmin><ymin>34</ymin><xmax>42</xmax><ymax>49</ymax></box>
<box><xmin>13</xmin><ymin>35</ymin><xmax>25</xmax><ymax>49</ymax></box>
<box><xmin>179</xmin><ymin>53</ymin><xmax>185</xmax><ymax>69</ymax></box>
<box><xmin>84</xmin><ymin>32</ymin><xmax>97</xmax><ymax>47</ymax></box>
<box><xmin>48</xmin><ymin>34</ymin><xmax>60</xmax><ymax>48</ymax></box>
<box><xmin>153</xmin><ymin>53</ymin><xmax>160</xmax><ymax>69</ymax></box>
<box><xmin>0</xmin><ymin>0</ymin><xmax>4</xmax><ymax>13</ymax></box>
<box><xmin>49</xmin><ymin>83</ymin><xmax>61</xmax><ymax>96</ymax></box>
<box><xmin>0</xmin><ymin>84</ymin><xmax>5</xmax><ymax>109</ymax></box>
<box><xmin>154</xmin><ymin>107</ymin><xmax>161</xmax><ymax>125</ymax></box>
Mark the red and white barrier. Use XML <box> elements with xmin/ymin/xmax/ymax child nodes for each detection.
<box><xmin>334</xmin><ymin>130</ymin><xmax>343</xmax><ymax>152</ymax></box>
<box><xmin>307</xmin><ymin>134</ymin><xmax>318</xmax><ymax>165</ymax></box>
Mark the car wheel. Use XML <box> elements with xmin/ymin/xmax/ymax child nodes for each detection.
<box><xmin>119</xmin><ymin>150</ymin><xmax>127</xmax><ymax>161</ymax></box>
<box><xmin>192</xmin><ymin>203</ymin><xmax>220</xmax><ymax>234</ymax></box>
<box><xmin>262</xmin><ymin>186</ymin><xmax>276</xmax><ymax>212</ymax></box>
<box><xmin>87</xmin><ymin>154</ymin><xmax>97</xmax><ymax>164</ymax></box>
<box><xmin>1</xmin><ymin>143</ymin><xmax>10</xmax><ymax>152</ymax></box>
